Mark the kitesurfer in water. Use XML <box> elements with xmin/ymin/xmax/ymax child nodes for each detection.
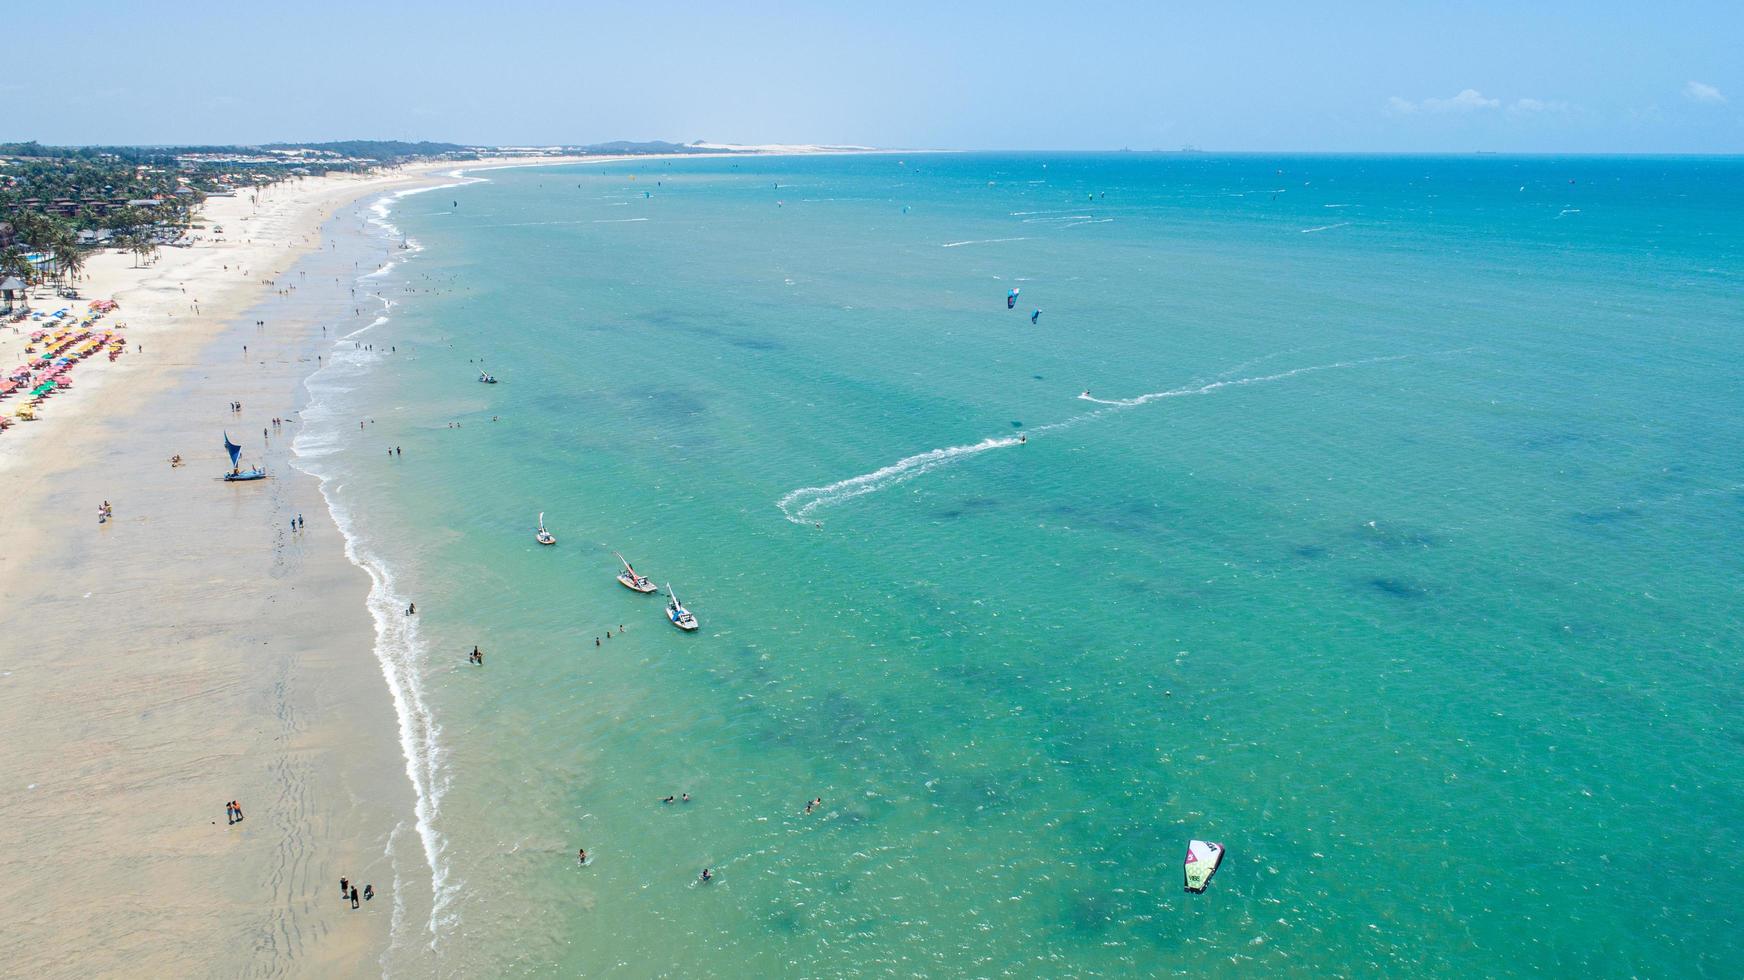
<box><xmin>1031</xmin><ymin>309</ymin><xmax>1041</xmax><ymax>324</ymax></box>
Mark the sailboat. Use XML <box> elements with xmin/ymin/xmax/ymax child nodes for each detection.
<box><xmin>1183</xmin><ymin>840</ymin><xmax>1224</xmax><ymax>893</ymax></box>
<box><xmin>615</xmin><ymin>552</ymin><xmax>657</xmax><ymax>593</ymax></box>
<box><xmin>222</xmin><ymin>431</ymin><xmax>266</xmax><ymax>481</ymax></box>
<box><xmin>535</xmin><ymin>512</ymin><xmax>556</xmax><ymax>545</ymax></box>
<box><xmin>665</xmin><ymin>585</ymin><xmax>699</xmax><ymax>631</ymax></box>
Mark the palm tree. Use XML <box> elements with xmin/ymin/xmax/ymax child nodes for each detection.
<box><xmin>50</xmin><ymin>226</ymin><xmax>84</xmax><ymax>287</ymax></box>
<box><xmin>0</xmin><ymin>244</ymin><xmax>28</xmax><ymax>277</ymax></box>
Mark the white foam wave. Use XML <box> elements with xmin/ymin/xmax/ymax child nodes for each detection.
<box><xmin>300</xmin><ymin>460</ymin><xmax>457</xmax><ymax>938</ymax></box>
<box><xmin>777</xmin><ymin>352</ymin><xmax>1455</xmax><ymax>523</ymax></box>
<box><xmin>1022</xmin><ymin>214</ymin><xmax>1094</xmax><ymax>223</ymax></box>
<box><xmin>941</xmin><ymin>237</ymin><xmax>1032</xmax><ymax>248</ymax></box>
<box><xmin>593</xmin><ymin>217</ymin><xmax>650</xmax><ymax>223</ymax></box>
<box><xmin>293</xmin><ymin>183</ymin><xmax>459</xmax><ymax>948</ymax></box>
<box><xmin>1299</xmin><ymin>222</ymin><xmax>1350</xmax><ymax>234</ymax></box>
<box><xmin>1062</xmin><ymin>218</ymin><xmax>1115</xmax><ymax>228</ymax></box>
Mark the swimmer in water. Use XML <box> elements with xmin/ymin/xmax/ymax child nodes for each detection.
<box><xmin>700</xmin><ymin>868</ymin><xmax>713</xmax><ymax>882</ymax></box>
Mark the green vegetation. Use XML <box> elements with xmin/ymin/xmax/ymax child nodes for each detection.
<box><xmin>0</xmin><ymin>139</ymin><xmax>473</xmax><ymax>286</ymax></box>
<box><xmin>260</xmin><ymin>140</ymin><xmax>473</xmax><ymax>163</ymax></box>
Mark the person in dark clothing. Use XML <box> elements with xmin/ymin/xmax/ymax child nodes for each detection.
<box><xmin>350</xmin><ymin>886</ymin><xmax>360</xmax><ymax>909</ymax></box>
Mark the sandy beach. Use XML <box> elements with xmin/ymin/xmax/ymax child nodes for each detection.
<box><xmin>0</xmin><ymin>158</ymin><xmax>574</xmax><ymax>978</ymax></box>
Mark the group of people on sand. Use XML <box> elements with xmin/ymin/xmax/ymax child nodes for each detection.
<box><xmin>224</xmin><ymin>800</ymin><xmax>244</xmax><ymax>824</ymax></box>
<box><xmin>339</xmin><ymin>876</ymin><xmax>373</xmax><ymax>909</ymax></box>
<box><xmin>96</xmin><ymin>500</ymin><xmax>113</xmax><ymax>524</ymax></box>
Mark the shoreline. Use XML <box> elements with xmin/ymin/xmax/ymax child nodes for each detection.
<box><xmin>0</xmin><ymin>156</ymin><xmax>581</xmax><ymax>977</ymax></box>
<box><xmin>0</xmin><ymin>147</ymin><xmax>892</xmax><ymax>976</ymax></box>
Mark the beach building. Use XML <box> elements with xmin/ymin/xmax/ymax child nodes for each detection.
<box><xmin>1</xmin><ymin>275</ymin><xmax>28</xmax><ymax>311</ymax></box>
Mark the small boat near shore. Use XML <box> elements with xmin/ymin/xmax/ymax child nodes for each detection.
<box><xmin>478</xmin><ymin>370</ymin><xmax>498</xmax><ymax>384</ymax></box>
<box><xmin>665</xmin><ymin>585</ymin><xmax>699</xmax><ymax>631</ymax></box>
<box><xmin>1183</xmin><ymin>840</ymin><xmax>1224</xmax><ymax>893</ymax></box>
<box><xmin>535</xmin><ymin>512</ymin><xmax>556</xmax><ymax>545</ymax></box>
<box><xmin>615</xmin><ymin>553</ymin><xmax>657</xmax><ymax>593</ymax></box>
<box><xmin>222</xmin><ymin>432</ymin><xmax>267</xmax><ymax>482</ymax></box>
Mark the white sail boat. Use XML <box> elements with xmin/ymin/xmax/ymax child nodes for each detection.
<box><xmin>665</xmin><ymin>585</ymin><xmax>699</xmax><ymax>631</ymax></box>
<box><xmin>615</xmin><ymin>552</ymin><xmax>657</xmax><ymax>593</ymax></box>
<box><xmin>1183</xmin><ymin>840</ymin><xmax>1224</xmax><ymax>893</ymax></box>
<box><xmin>535</xmin><ymin>512</ymin><xmax>556</xmax><ymax>545</ymax></box>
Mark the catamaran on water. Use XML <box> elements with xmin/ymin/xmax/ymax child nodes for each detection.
<box><xmin>665</xmin><ymin>585</ymin><xmax>699</xmax><ymax>631</ymax></box>
<box><xmin>535</xmin><ymin>512</ymin><xmax>556</xmax><ymax>545</ymax></box>
<box><xmin>222</xmin><ymin>432</ymin><xmax>266</xmax><ymax>482</ymax></box>
<box><xmin>615</xmin><ymin>552</ymin><xmax>657</xmax><ymax>593</ymax></box>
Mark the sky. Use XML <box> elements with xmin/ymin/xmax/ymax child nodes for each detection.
<box><xmin>9</xmin><ymin>0</ymin><xmax>1740</xmax><ymax>152</ymax></box>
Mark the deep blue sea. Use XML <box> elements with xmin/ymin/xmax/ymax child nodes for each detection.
<box><xmin>295</xmin><ymin>153</ymin><xmax>1744</xmax><ymax>976</ymax></box>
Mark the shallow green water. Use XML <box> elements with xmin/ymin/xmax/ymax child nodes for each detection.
<box><xmin>298</xmin><ymin>154</ymin><xmax>1743</xmax><ymax>976</ymax></box>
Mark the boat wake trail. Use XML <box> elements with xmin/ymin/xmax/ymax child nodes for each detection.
<box><xmin>777</xmin><ymin>436</ymin><xmax>1025</xmax><ymax>523</ymax></box>
<box><xmin>1074</xmin><ymin>353</ymin><xmax>1423</xmax><ymax>407</ymax></box>
<box><xmin>941</xmin><ymin>237</ymin><xmax>1032</xmax><ymax>248</ymax></box>
<box><xmin>776</xmin><ymin>351</ymin><xmax>1462</xmax><ymax>524</ymax></box>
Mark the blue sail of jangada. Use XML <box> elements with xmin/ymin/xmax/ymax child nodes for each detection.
<box><xmin>223</xmin><ymin>431</ymin><xmax>242</xmax><ymax>470</ymax></box>
<box><xmin>1183</xmin><ymin>839</ymin><xmax>1225</xmax><ymax>893</ymax></box>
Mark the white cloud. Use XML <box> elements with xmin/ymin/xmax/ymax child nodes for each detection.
<box><xmin>1510</xmin><ymin>98</ymin><xmax>1569</xmax><ymax>113</ymax></box>
<box><xmin>1425</xmin><ymin>89</ymin><xmax>1500</xmax><ymax>112</ymax></box>
<box><xmin>1386</xmin><ymin>89</ymin><xmax>1500</xmax><ymax>115</ymax></box>
<box><xmin>1683</xmin><ymin>80</ymin><xmax>1726</xmax><ymax>104</ymax></box>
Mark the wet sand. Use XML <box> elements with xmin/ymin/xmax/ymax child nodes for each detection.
<box><xmin>0</xmin><ymin>169</ymin><xmax>458</xmax><ymax>978</ymax></box>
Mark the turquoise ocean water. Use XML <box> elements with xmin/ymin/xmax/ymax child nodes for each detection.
<box><xmin>295</xmin><ymin>154</ymin><xmax>1743</xmax><ymax>976</ymax></box>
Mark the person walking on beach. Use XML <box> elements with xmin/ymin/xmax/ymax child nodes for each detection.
<box><xmin>226</xmin><ymin>801</ymin><xmax>236</xmax><ymax>824</ymax></box>
<box><xmin>341</xmin><ymin>877</ymin><xmax>349</xmax><ymax>899</ymax></box>
<box><xmin>350</xmin><ymin>886</ymin><xmax>360</xmax><ymax>909</ymax></box>
<box><xmin>364</xmin><ymin>884</ymin><xmax>374</xmax><ymax>902</ymax></box>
